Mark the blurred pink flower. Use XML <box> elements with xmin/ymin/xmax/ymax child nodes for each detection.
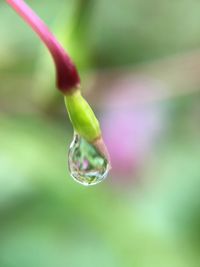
<box><xmin>101</xmin><ymin>78</ymin><xmax>168</xmax><ymax>181</ymax></box>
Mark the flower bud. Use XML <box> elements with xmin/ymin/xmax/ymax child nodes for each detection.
<box><xmin>64</xmin><ymin>90</ymin><xmax>101</xmax><ymax>142</ymax></box>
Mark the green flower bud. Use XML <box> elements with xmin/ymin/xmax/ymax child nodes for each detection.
<box><xmin>64</xmin><ymin>90</ymin><xmax>101</xmax><ymax>141</ymax></box>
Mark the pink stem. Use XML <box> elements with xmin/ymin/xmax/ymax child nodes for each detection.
<box><xmin>7</xmin><ymin>0</ymin><xmax>80</xmax><ymax>93</ymax></box>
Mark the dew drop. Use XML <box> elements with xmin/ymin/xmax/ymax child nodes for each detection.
<box><xmin>68</xmin><ymin>133</ymin><xmax>110</xmax><ymax>186</ymax></box>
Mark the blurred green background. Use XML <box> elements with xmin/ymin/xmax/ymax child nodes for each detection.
<box><xmin>1</xmin><ymin>0</ymin><xmax>200</xmax><ymax>266</ymax></box>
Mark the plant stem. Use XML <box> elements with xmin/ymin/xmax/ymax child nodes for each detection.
<box><xmin>6</xmin><ymin>0</ymin><xmax>80</xmax><ymax>93</ymax></box>
<box><xmin>6</xmin><ymin>0</ymin><xmax>110</xmax><ymax>162</ymax></box>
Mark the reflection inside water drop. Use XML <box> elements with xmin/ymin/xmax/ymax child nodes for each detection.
<box><xmin>68</xmin><ymin>133</ymin><xmax>110</xmax><ymax>186</ymax></box>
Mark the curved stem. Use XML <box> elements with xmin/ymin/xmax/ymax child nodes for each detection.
<box><xmin>7</xmin><ymin>0</ymin><xmax>80</xmax><ymax>93</ymax></box>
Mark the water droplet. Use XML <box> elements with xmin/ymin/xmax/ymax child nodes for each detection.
<box><xmin>68</xmin><ymin>133</ymin><xmax>110</xmax><ymax>186</ymax></box>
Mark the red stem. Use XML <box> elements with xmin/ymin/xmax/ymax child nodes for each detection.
<box><xmin>6</xmin><ymin>0</ymin><xmax>80</xmax><ymax>93</ymax></box>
